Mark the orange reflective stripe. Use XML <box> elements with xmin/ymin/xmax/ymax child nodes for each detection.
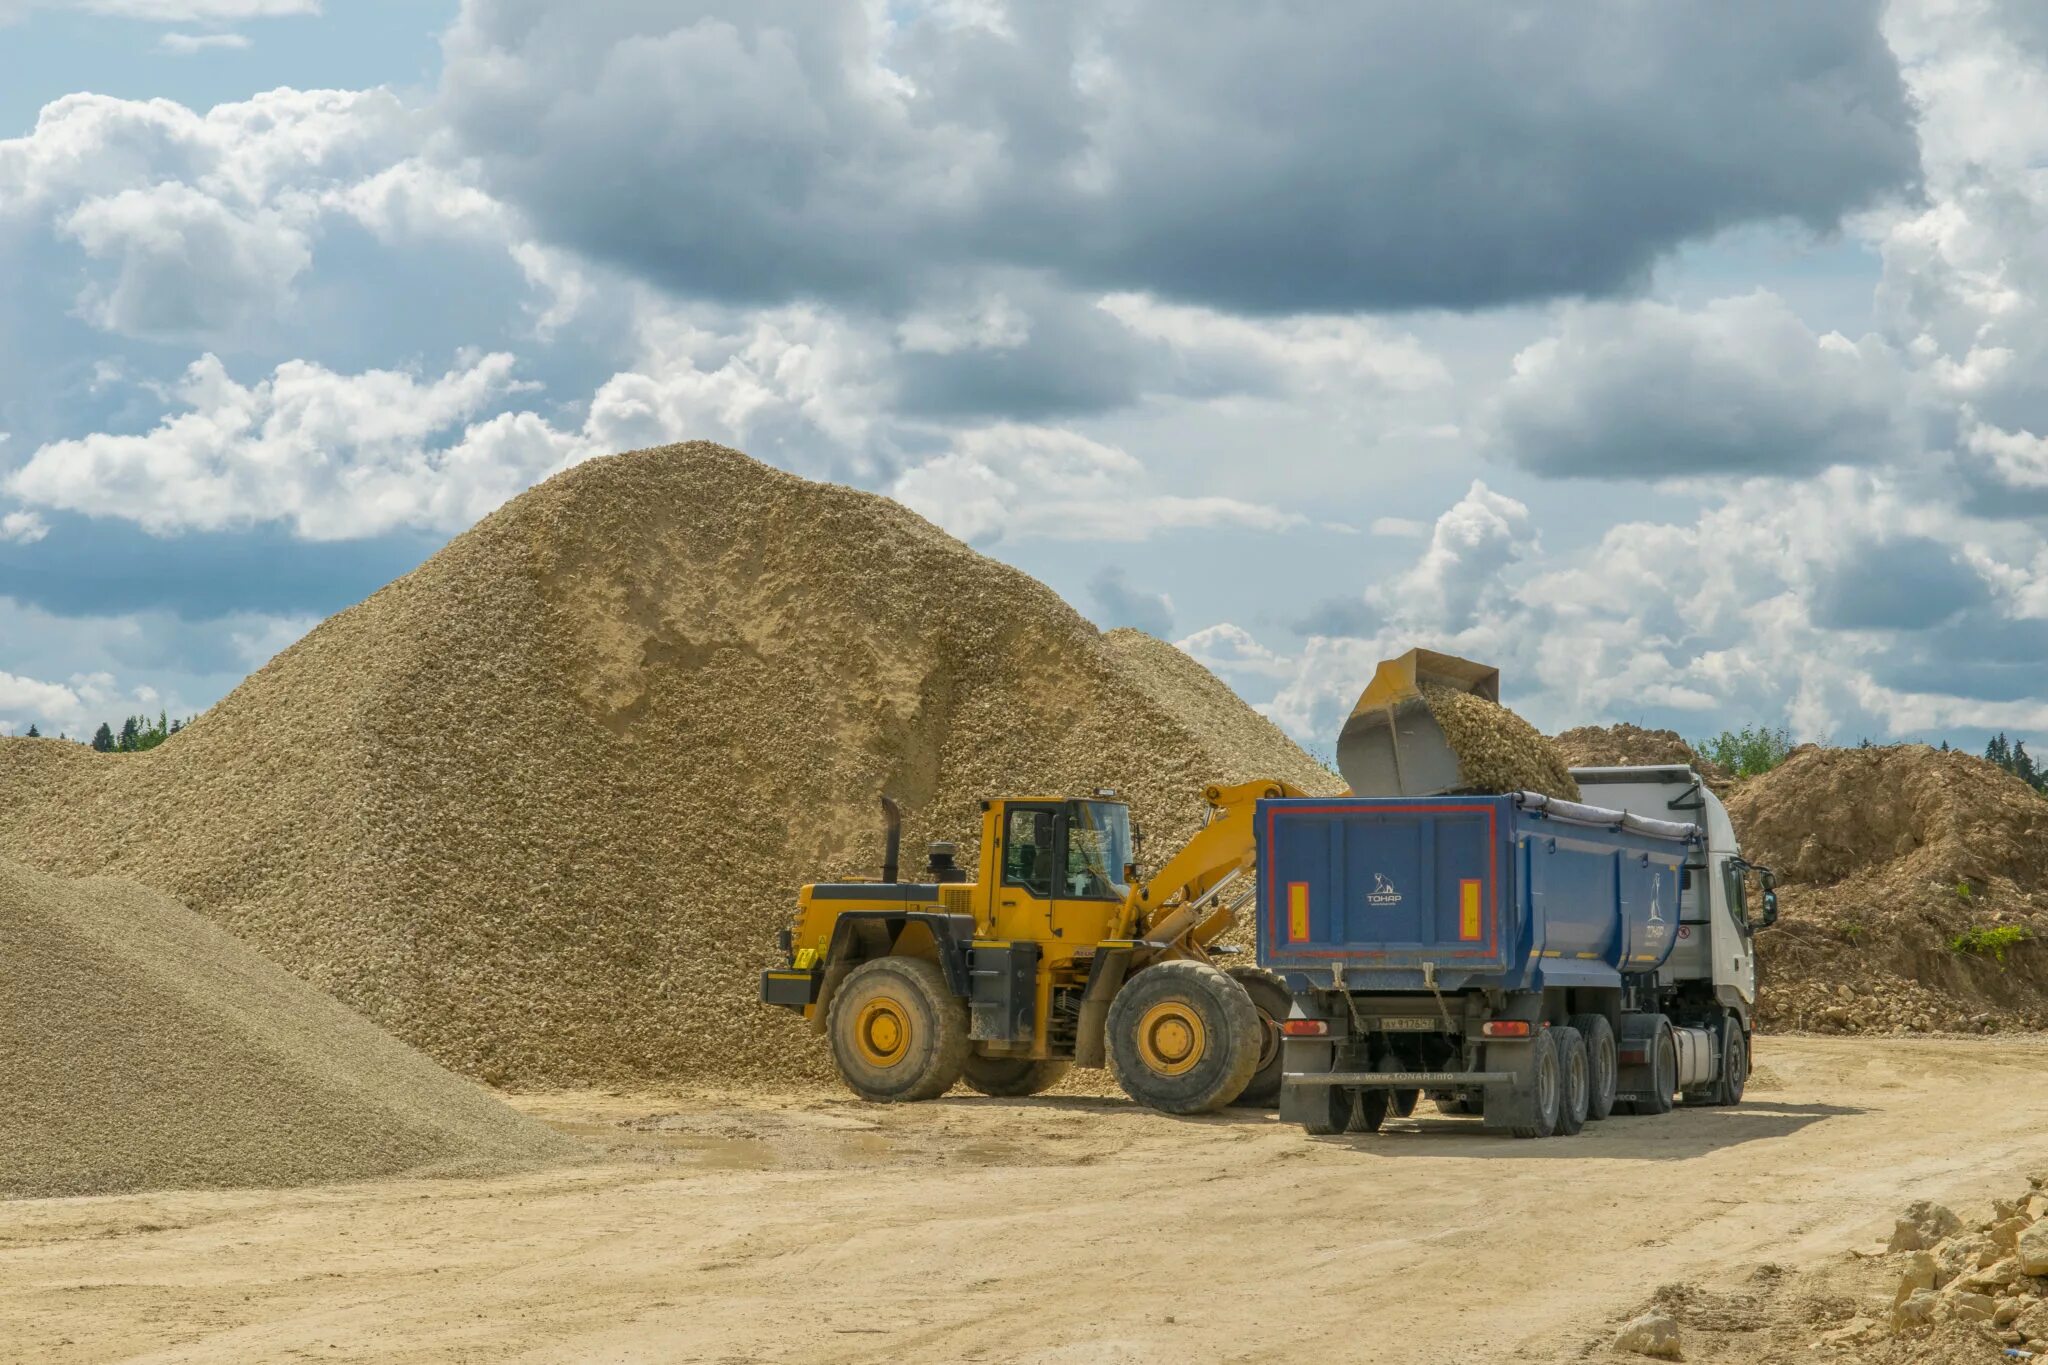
<box><xmin>1459</xmin><ymin>879</ymin><xmax>1482</xmax><ymax>941</ymax></box>
<box><xmin>1287</xmin><ymin>882</ymin><xmax>1310</xmax><ymax>942</ymax></box>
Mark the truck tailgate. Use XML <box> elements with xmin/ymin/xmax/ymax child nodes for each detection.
<box><xmin>1257</xmin><ymin>797</ymin><xmax>1515</xmax><ymax>980</ymax></box>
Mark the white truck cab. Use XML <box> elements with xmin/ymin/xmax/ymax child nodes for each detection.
<box><xmin>1568</xmin><ymin>765</ymin><xmax>1777</xmax><ymax>1033</ymax></box>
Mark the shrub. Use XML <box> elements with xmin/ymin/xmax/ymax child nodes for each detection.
<box><xmin>1694</xmin><ymin>724</ymin><xmax>1794</xmax><ymax>778</ymax></box>
<box><xmin>1950</xmin><ymin>925</ymin><xmax>2030</xmax><ymax>963</ymax></box>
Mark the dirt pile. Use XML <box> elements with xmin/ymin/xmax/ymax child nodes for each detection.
<box><xmin>1419</xmin><ymin>684</ymin><xmax>1580</xmax><ymax>800</ymax></box>
<box><xmin>1552</xmin><ymin>722</ymin><xmax>1727</xmax><ymax>785</ymax></box>
<box><xmin>0</xmin><ymin>860</ymin><xmax>576</xmax><ymax>1199</ymax></box>
<box><xmin>0</xmin><ymin>442</ymin><xmax>1338</xmax><ymax>1087</ymax></box>
<box><xmin>1731</xmin><ymin>745</ymin><xmax>2048</xmax><ymax>1034</ymax></box>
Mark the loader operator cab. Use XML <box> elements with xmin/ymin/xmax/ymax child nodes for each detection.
<box><xmin>997</xmin><ymin>798</ymin><xmax>1132</xmax><ymax>900</ymax></box>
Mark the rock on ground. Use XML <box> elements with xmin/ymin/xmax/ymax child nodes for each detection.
<box><xmin>1614</xmin><ymin>1309</ymin><xmax>1683</xmax><ymax>1359</ymax></box>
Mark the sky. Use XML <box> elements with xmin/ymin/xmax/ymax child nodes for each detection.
<box><xmin>2</xmin><ymin>1</ymin><xmax>2047</xmax><ymax>754</ymax></box>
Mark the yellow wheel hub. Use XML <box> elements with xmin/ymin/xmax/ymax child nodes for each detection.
<box><xmin>1136</xmin><ymin>1000</ymin><xmax>1206</xmax><ymax>1076</ymax></box>
<box><xmin>853</xmin><ymin>997</ymin><xmax>913</xmax><ymax>1068</ymax></box>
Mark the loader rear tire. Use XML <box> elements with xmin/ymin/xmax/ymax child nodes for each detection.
<box><xmin>826</xmin><ymin>957</ymin><xmax>969</xmax><ymax>1103</ymax></box>
<box><xmin>1106</xmin><ymin>960</ymin><xmax>1261</xmax><ymax>1115</ymax></box>
<box><xmin>962</xmin><ymin>1054</ymin><xmax>1071</xmax><ymax>1098</ymax></box>
<box><xmin>1570</xmin><ymin>1013</ymin><xmax>1618</xmax><ymax>1121</ymax></box>
<box><xmin>1224</xmin><ymin>965</ymin><xmax>1291</xmax><ymax>1108</ymax></box>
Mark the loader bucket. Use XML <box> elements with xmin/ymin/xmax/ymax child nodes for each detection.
<box><xmin>1335</xmin><ymin>648</ymin><xmax>1503</xmax><ymax>796</ymax></box>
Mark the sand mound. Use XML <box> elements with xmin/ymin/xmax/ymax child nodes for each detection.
<box><xmin>1419</xmin><ymin>684</ymin><xmax>1579</xmax><ymax>801</ymax></box>
<box><xmin>1730</xmin><ymin>746</ymin><xmax>2048</xmax><ymax>1034</ymax></box>
<box><xmin>0</xmin><ymin>443</ymin><xmax>1338</xmax><ymax>1087</ymax></box>
<box><xmin>0</xmin><ymin>860</ymin><xmax>576</xmax><ymax>1199</ymax></box>
<box><xmin>1552</xmin><ymin>723</ymin><xmax>1726</xmax><ymax>785</ymax></box>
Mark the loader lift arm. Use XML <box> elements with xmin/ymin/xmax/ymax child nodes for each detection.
<box><xmin>1117</xmin><ymin>778</ymin><xmax>1314</xmax><ymax>956</ymax></box>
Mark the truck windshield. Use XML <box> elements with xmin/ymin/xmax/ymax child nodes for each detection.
<box><xmin>1063</xmin><ymin>801</ymin><xmax>1132</xmax><ymax>900</ymax></box>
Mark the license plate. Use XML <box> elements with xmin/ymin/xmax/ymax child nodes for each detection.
<box><xmin>1377</xmin><ymin>1016</ymin><xmax>1436</xmax><ymax>1032</ymax></box>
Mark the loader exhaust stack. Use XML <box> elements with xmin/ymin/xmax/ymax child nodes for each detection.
<box><xmin>880</xmin><ymin>797</ymin><xmax>902</xmax><ymax>884</ymax></box>
<box><xmin>1335</xmin><ymin>648</ymin><xmax>1503</xmax><ymax>797</ymax></box>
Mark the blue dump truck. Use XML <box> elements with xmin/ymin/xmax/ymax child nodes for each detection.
<box><xmin>1260</xmin><ymin>651</ymin><xmax>1778</xmax><ymax>1139</ymax></box>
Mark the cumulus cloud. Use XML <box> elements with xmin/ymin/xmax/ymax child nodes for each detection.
<box><xmin>61</xmin><ymin>182</ymin><xmax>310</xmax><ymax>336</ymax></box>
<box><xmin>6</xmin><ymin>352</ymin><xmax>571</xmax><ymax>538</ymax></box>
<box><xmin>438</xmin><ymin>0</ymin><xmax>1919</xmax><ymax>314</ymax></box>
<box><xmin>1</xmin><ymin>510</ymin><xmax>49</xmax><ymax>544</ymax></box>
<box><xmin>1483</xmin><ymin>292</ymin><xmax>1922</xmax><ymax>480</ymax></box>
<box><xmin>1087</xmin><ymin>566</ymin><xmax>1172</xmax><ymax>636</ymax></box>
<box><xmin>891</xmin><ymin>424</ymin><xmax>1303</xmax><ymax>545</ymax></box>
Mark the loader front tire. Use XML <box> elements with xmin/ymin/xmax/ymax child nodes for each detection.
<box><xmin>1106</xmin><ymin>960</ymin><xmax>1260</xmax><ymax>1115</ymax></box>
<box><xmin>826</xmin><ymin>957</ymin><xmax>969</xmax><ymax>1102</ymax></box>
<box><xmin>962</xmin><ymin>1054</ymin><xmax>1071</xmax><ymax>1098</ymax></box>
<box><xmin>1224</xmin><ymin>965</ymin><xmax>1291</xmax><ymax>1108</ymax></box>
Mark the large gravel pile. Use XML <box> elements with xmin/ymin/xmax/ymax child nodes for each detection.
<box><xmin>1730</xmin><ymin>745</ymin><xmax>2048</xmax><ymax>1033</ymax></box>
<box><xmin>0</xmin><ymin>860</ymin><xmax>577</xmax><ymax>1199</ymax></box>
<box><xmin>0</xmin><ymin>443</ymin><xmax>1337</xmax><ymax>1087</ymax></box>
<box><xmin>1418</xmin><ymin>684</ymin><xmax>1580</xmax><ymax>801</ymax></box>
<box><xmin>1552</xmin><ymin>723</ymin><xmax>1727</xmax><ymax>786</ymax></box>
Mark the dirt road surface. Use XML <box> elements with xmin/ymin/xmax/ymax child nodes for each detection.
<box><xmin>7</xmin><ymin>1035</ymin><xmax>2048</xmax><ymax>1364</ymax></box>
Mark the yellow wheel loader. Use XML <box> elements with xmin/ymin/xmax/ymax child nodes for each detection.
<box><xmin>761</xmin><ymin>779</ymin><xmax>1309</xmax><ymax>1114</ymax></box>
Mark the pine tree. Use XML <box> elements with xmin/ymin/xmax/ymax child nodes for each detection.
<box><xmin>2018</xmin><ymin>742</ymin><xmax>2041</xmax><ymax>790</ymax></box>
<box><xmin>24</xmin><ymin>723</ymin><xmax>38</xmax><ymax>738</ymax></box>
<box><xmin>91</xmin><ymin>723</ymin><xmax>114</xmax><ymax>753</ymax></box>
<box><xmin>1940</xmin><ymin>739</ymin><xmax>1950</xmax><ymax>752</ymax></box>
<box><xmin>1988</xmin><ymin>733</ymin><xmax>2011</xmax><ymax>767</ymax></box>
<box><xmin>117</xmin><ymin>716</ymin><xmax>140</xmax><ymax>751</ymax></box>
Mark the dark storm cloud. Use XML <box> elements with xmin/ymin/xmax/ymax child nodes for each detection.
<box><xmin>1808</xmin><ymin>536</ymin><xmax>1990</xmax><ymax>631</ymax></box>
<box><xmin>438</xmin><ymin>0</ymin><xmax>1921</xmax><ymax>316</ymax></box>
<box><xmin>1087</xmin><ymin>566</ymin><xmax>1172</xmax><ymax>636</ymax></box>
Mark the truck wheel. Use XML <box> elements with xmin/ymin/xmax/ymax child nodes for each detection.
<box><xmin>1298</xmin><ymin>1084</ymin><xmax>1353</xmax><ymax>1136</ymax></box>
<box><xmin>1347</xmin><ymin>1086</ymin><xmax>1388</xmax><ymax>1133</ymax></box>
<box><xmin>1639</xmin><ymin>1019</ymin><xmax>1678</xmax><ymax>1116</ymax></box>
<box><xmin>962</xmin><ymin>1054</ymin><xmax>1071</xmax><ymax>1098</ymax></box>
<box><xmin>1224</xmin><ymin>965</ymin><xmax>1291</xmax><ymax>1108</ymax></box>
<box><xmin>1373</xmin><ymin>1054</ymin><xmax>1418</xmax><ymax>1119</ymax></box>
<box><xmin>1711</xmin><ymin>1018</ymin><xmax>1747</xmax><ymax>1107</ymax></box>
<box><xmin>1106</xmin><ymin>960</ymin><xmax>1261</xmax><ymax>1115</ymax></box>
<box><xmin>1509</xmin><ymin>1029</ymin><xmax>1562</xmax><ymax>1139</ymax></box>
<box><xmin>827</xmin><ymin>957</ymin><xmax>970</xmax><ymax>1102</ymax></box>
<box><xmin>1554</xmin><ymin>1026</ymin><xmax>1589</xmax><ymax>1136</ymax></box>
<box><xmin>1569</xmin><ymin>1013</ymin><xmax>1618</xmax><ymax>1121</ymax></box>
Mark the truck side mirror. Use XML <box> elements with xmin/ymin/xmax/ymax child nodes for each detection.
<box><xmin>1755</xmin><ymin>889</ymin><xmax>1779</xmax><ymax>930</ymax></box>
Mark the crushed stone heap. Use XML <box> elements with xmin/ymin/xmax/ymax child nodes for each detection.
<box><xmin>1418</xmin><ymin>684</ymin><xmax>1580</xmax><ymax>801</ymax></box>
<box><xmin>0</xmin><ymin>860</ymin><xmax>577</xmax><ymax>1199</ymax></box>
<box><xmin>1552</xmin><ymin>723</ymin><xmax>1726</xmax><ymax>786</ymax></box>
<box><xmin>0</xmin><ymin>443</ymin><xmax>1339</xmax><ymax>1088</ymax></box>
<box><xmin>1731</xmin><ymin>745</ymin><xmax>2048</xmax><ymax>1034</ymax></box>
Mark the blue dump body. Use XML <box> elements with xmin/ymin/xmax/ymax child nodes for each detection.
<box><xmin>1255</xmin><ymin>794</ymin><xmax>1697</xmax><ymax>994</ymax></box>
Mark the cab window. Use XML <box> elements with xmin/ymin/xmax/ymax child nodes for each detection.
<box><xmin>1721</xmin><ymin>862</ymin><xmax>1748</xmax><ymax>923</ymax></box>
<box><xmin>1002</xmin><ymin>807</ymin><xmax>1056</xmax><ymax>898</ymax></box>
<box><xmin>1062</xmin><ymin>800</ymin><xmax>1131</xmax><ymax>900</ymax></box>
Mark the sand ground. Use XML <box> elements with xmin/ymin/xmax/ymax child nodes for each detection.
<box><xmin>7</xmin><ymin>1035</ymin><xmax>2047</xmax><ymax>1364</ymax></box>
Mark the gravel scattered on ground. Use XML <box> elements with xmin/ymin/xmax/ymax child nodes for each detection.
<box><xmin>0</xmin><ymin>442</ymin><xmax>1338</xmax><ymax>1088</ymax></box>
<box><xmin>0</xmin><ymin>859</ymin><xmax>577</xmax><ymax>1199</ymax></box>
